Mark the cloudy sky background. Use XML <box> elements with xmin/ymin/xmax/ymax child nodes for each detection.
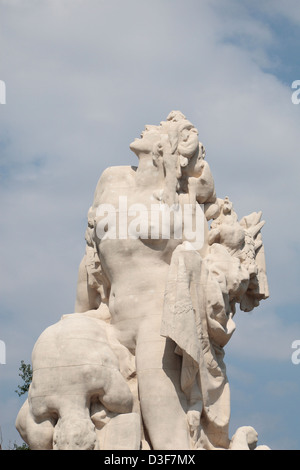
<box><xmin>0</xmin><ymin>0</ymin><xmax>300</xmax><ymax>449</ymax></box>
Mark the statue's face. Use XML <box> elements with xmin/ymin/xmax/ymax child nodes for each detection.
<box><xmin>223</xmin><ymin>198</ymin><xmax>233</xmax><ymax>214</ymax></box>
<box><xmin>129</xmin><ymin>125</ymin><xmax>162</xmax><ymax>156</ymax></box>
<box><xmin>177</xmin><ymin>127</ymin><xmax>199</xmax><ymax>159</ymax></box>
<box><xmin>129</xmin><ymin>116</ymin><xmax>199</xmax><ymax>163</ymax></box>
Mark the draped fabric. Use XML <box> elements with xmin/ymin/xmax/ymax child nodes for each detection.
<box><xmin>161</xmin><ymin>243</ymin><xmax>236</xmax><ymax>449</ymax></box>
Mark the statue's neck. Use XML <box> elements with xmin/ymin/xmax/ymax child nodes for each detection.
<box><xmin>135</xmin><ymin>154</ymin><xmax>164</xmax><ymax>188</ymax></box>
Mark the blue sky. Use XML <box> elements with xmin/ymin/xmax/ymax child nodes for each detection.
<box><xmin>0</xmin><ymin>0</ymin><xmax>300</xmax><ymax>449</ymax></box>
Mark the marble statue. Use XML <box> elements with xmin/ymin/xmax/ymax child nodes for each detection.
<box><xmin>16</xmin><ymin>111</ymin><xmax>269</xmax><ymax>450</ymax></box>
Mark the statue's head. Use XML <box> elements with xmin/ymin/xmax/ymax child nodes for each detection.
<box><xmin>129</xmin><ymin>111</ymin><xmax>203</xmax><ymax>173</ymax></box>
<box><xmin>129</xmin><ymin>123</ymin><xmax>163</xmax><ymax>158</ymax></box>
<box><xmin>222</xmin><ymin>196</ymin><xmax>233</xmax><ymax>214</ymax></box>
<box><xmin>129</xmin><ymin>111</ymin><xmax>209</xmax><ymax>207</ymax></box>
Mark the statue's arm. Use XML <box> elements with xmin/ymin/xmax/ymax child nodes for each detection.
<box><xmin>75</xmin><ymin>253</ymin><xmax>100</xmax><ymax>313</ymax></box>
<box><xmin>75</xmin><ymin>171</ymin><xmax>111</xmax><ymax>313</ymax></box>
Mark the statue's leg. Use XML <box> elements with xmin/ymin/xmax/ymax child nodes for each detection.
<box><xmin>15</xmin><ymin>399</ymin><xmax>54</xmax><ymax>450</ymax></box>
<box><xmin>136</xmin><ymin>315</ymin><xmax>190</xmax><ymax>450</ymax></box>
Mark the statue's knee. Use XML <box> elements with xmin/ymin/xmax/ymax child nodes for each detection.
<box><xmin>100</xmin><ymin>372</ymin><xmax>133</xmax><ymax>414</ymax></box>
<box><xmin>15</xmin><ymin>399</ymin><xmax>30</xmax><ymax>439</ymax></box>
<box><xmin>16</xmin><ymin>400</ymin><xmax>55</xmax><ymax>450</ymax></box>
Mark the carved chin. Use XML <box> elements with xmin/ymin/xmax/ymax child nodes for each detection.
<box><xmin>129</xmin><ymin>139</ymin><xmax>140</xmax><ymax>153</ymax></box>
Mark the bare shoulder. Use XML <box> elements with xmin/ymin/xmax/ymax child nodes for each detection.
<box><xmin>101</xmin><ymin>165</ymin><xmax>136</xmax><ymax>179</ymax></box>
<box><xmin>92</xmin><ymin>165</ymin><xmax>137</xmax><ymax>206</ymax></box>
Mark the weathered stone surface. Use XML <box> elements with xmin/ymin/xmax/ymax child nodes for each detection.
<box><xmin>16</xmin><ymin>111</ymin><xmax>269</xmax><ymax>450</ymax></box>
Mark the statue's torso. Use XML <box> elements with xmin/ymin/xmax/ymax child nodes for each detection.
<box><xmin>93</xmin><ymin>166</ymin><xmax>183</xmax><ymax>349</ymax></box>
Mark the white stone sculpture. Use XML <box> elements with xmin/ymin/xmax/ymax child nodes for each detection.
<box><xmin>16</xmin><ymin>111</ymin><xmax>269</xmax><ymax>450</ymax></box>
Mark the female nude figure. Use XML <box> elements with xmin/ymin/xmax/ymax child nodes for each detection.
<box><xmin>17</xmin><ymin>112</ymin><xmax>268</xmax><ymax>450</ymax></box>
<box><xmin>75</xmin><ymin>113</ymin><xmax>216</xmax><ymax>449</ymax></box>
